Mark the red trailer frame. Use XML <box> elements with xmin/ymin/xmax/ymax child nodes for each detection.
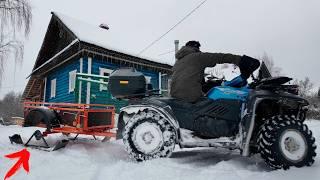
<box><xmin>24</xmin><ymin>102</ymin><xmax>116</xmax><ymax>138</ymax></box>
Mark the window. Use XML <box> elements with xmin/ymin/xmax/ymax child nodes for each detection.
<box><xmin>144</xmin><ymin>76</ymin><xmax>152</xmax><ymax>84</ymax></box>
<box><xmin>50</xmin><ymin>78</ymin><xmax>56</xmax><ymax>98</ymax></box>
<box><xmin>161</xmin><ymin>74</ymin><xmax>169</xmax><ymax>92</ymax></box>
<box><xmin>69</xmin><ymin>70</ymin><xmax>77</xmax><ymax>93</ymax></box>
<box><xmin>99</xmin><ymin>68</ymin><xmax>113</xmax><ymax>91</ymax></box>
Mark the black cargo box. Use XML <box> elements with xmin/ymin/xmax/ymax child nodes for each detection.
<box><xmin>108</xmin><ymin>68</ymin><xmax>146</xmax><ymax>98</ymax></box>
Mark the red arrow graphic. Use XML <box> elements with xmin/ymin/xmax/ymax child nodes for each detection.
<box><xmin>4</xmin><ymin>148</ymin><xmax>30</xmax><ymax>180</ymax></box>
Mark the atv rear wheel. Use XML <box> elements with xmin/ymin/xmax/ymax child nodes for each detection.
<box><xmin>123</xmin><ymin>110</ymin><xmax>176</xmax><ymax>161</ymax></box>
<box><xmin>258</xmin><ymin>115</ymin><xmax>317</xmax><ymax>169</ymax></box>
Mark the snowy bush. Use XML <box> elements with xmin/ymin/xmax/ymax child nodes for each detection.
<box><xmin>307</xmin><ymin>95</ymin><xmax>320</xmax><ymax>120</ymax></box>
<box><xmin>307</xmin><ymin>106</ymin><xmax>320</xmax><ymax>120</ymax></box>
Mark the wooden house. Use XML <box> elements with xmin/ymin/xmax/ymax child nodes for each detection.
<box><xmin>22</xmin><ymin>12</ymin><xmax>173</xmax><ymax>110</ymax></box>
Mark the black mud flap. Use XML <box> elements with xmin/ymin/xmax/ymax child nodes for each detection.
<box><xmin>9</xmin><ymin>130</ymin><xmax>69</xmax><ymax>152</ymax></box>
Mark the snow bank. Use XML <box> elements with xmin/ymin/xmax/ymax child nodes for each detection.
<box><xmin>0</xmin><ymin>120</ymin><xmax>319</xmax><ymax>180</ymax></box>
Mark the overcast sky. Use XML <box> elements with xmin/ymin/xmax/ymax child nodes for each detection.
<box><xmin>1</xmin><ymin>0</ymin><xmax>319</xmax><ymax>99</ymax></box>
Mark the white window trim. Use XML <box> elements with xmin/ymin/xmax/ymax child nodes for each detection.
<box><xmin>86</xmin><ymin>57</ymin><xmax>92</xmax><ymax>104</ymax></box>
<box><xmin>50</xmin><ymin>78</ymin><xmax>56</xmax><ymax>98</ymax></box>
<box><xmin>99</xmin><ymin>67</ymin><xmax>113</xmax><ymax>91</ymax></box>
<box><xmin>159</xmin><ymin>72</ymin><xmax>162</xmax><ymax>94</ymax></box>
<box><xmin>69</xmin><ymin>70</ymin><xmax>77</xmax><ymax>93</ymax></box>
<box><xmin>43</xmin><ymin>77</ymin><xmax>47</xmax><ymax>102</ymax></box>
<box><xmin>78</xmin><ymin>58</ymin><xmax>83</xmax><ymax>103</ymax></box>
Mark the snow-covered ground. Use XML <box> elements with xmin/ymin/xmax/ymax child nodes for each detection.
<box><xmin>1</xmin><ymin>120</ymin><xmax>320</xmax><ymax>180</ymax></box>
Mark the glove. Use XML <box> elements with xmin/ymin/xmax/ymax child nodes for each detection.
<box><xmin>222</xmin><ymin>75</ymin><xmax>247</xmax><ymax>88</ymax></box>
<box><xmin>239</xmin><ymin>55</ymin><xmax>261</xmax><ymax>79</ymax></box>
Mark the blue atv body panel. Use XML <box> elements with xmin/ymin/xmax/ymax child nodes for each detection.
<box><xmin>207</xmin><ymin>86</ymin><xmax>250</xmax><ymax>101</ymax></box>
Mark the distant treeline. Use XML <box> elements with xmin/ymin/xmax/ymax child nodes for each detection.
<box><xmin>0</xmin><ymin>92</ymin><xmax>23</xmax><ymax>122</ymax></box>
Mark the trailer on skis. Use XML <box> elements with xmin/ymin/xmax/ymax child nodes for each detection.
<box><xmin>9</xmin><ymin>102</ymin><xmax>116</xmax><ymax>151</ymax></box>
<box><xmin>9</xmin><ymin>73</ymin><xmax>118</xmax><ymax>151</ymax></box>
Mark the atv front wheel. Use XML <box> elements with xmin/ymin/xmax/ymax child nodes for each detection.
<box><xmin>123</xmin><ymin>110</ymin><xmax>176</xmax><ymax>161</ymax></box>
<box><xmin>258</xmin><ymin>115</ymin><xmax>317</xmax><ymax>169</ymax></box>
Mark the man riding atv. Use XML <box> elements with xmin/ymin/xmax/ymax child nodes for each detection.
<box><xmin>171</xmin><ymin>40</ymin><xmax>260</xmax><ymax>103</ymax></box>
<box><xmin>108</xmin><ymin>41</ymin><xmax>316</xmax><ymax>170</ymax></box>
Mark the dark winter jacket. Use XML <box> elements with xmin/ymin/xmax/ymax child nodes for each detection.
<box><xmin>170</xmin><ymin>46</ymin><xmax>242</xmax><ymax>103</ymax></box>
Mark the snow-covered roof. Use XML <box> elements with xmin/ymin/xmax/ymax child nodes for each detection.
<box><xmin>52</xmin><ymin>12</ymin><xmax>173</xmax><ymax>66</ymax></box>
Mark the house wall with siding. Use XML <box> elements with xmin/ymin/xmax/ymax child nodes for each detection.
<box><xmin>45</xmin><ymin>59</ymin><xmax>80</xmax><ymax>103</ymax></box>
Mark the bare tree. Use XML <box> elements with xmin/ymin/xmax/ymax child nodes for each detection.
<box><xmin>294</xmin><ymin>77</ymin><xmax>314</xmax><ymax>97</ymax></box>
<box><xmin>260</xmin><ymin>52</ymin><xmax>282</xmax><ymax>76</ymax></box>
<box><xmin>0</xmin><ymin>0</ymin><xmax>32</xmax><ymax>85</ymax></box>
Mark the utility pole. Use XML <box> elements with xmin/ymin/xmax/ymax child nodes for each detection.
<box><xmin>174</xmin><ymin>40</ymin><xmax>179</xmax><ymax>62</ymax></box>
<box><xmin>168</xmin><ymin>40</ymin><xmax>179</xmax><ymax>97</ymax></box>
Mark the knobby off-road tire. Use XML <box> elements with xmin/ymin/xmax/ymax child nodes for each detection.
<box><xmin>123</xmin><ymin>110</ymin><xmax>176</xmax><ymax>161</ymax></box>
<box><xmin>258</xmin><ymin>115</ymin><xmax>317</xmax><ymax>169</ymax></box>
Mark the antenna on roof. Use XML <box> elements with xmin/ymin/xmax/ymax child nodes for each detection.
<box><xmin>99</xmin><ymin>24</ymin><xmax>109</xmax><ymax>30</ymax></box>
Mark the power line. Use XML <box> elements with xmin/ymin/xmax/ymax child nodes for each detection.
<box><xmin>138</xmin><ymin>0</ymin><xmax>208</xmax><ymax>55</ymax></box>
<box><xmin>158</xmin><ymin>49</ymin><xmax>175</xmax><ymax>56</ymax></box>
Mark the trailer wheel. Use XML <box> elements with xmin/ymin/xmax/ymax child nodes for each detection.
<box><xmin>123</xmin><ymin>110</ymin><xmax>176</xmax><ymax>161</ymax></box>
<box><xmin>258</xmin><ymin>115</ymin><xmax>317</xmax><ymax>169</ymax></box>
<box><xmin>24</xmin><ymin>109</ymin><xmax>60</xmax><ymax>130</ymax></box>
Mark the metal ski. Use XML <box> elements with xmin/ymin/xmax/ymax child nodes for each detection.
<box><xmin>9</xmin><ymin>130</ymin><xmax>69</xmax><ymax>152</ymax></box>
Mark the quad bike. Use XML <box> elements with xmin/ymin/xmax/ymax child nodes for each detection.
<box><xmin>108</xmin><ymin>63</ymin><xmax>316</xmax><ymax>170</ymax></box>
